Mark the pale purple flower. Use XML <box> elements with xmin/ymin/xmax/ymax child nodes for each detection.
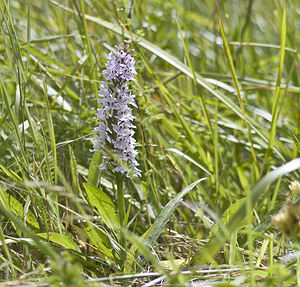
<box><xmin>93</xmin><ymin>44</ymin><xmax>140</xmax><ymax>177</ymax></box>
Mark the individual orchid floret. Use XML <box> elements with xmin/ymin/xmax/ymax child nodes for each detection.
<box><xmin>93</xmin><ymin>44</ymin><xmax>140</xmax><ymax>177</ymax></box>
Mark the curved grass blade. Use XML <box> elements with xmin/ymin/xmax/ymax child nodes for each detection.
<box><xmin>215</xmin><ymin>0</ymin><xmax>258</xmax><ymax>178</ymax></box>
<box><xmin>167</xmin><ymin>148</ymin><xmax>212</xmax><ymax>176</ymax></box>
<box><xmin>176</xmin><ymin>18</ymin><xmax>213</xmax><ymax>143</ymax></box>
<box><xmin>0</xmin><ymin>78</ymin><xmax>29</xmax><ymax>172</ymax></box>
<box><xmin>268</xmin><ymin>0</ymin><xmax>287</xmax><ymax>156</ymax></box>
<box><xmin>191</xmin><ymin>158</ymin><xmax>300</xmax><ymax>265</ymax></box>
<box><xmin>146</xmin><ymin>178</ymin><xmax>206</xmax><ymax>246</ymax></box>
<box><xmin>125</xmin><ymin>229</ymin><xmax>167</xmax><ymax>275</ymax></box>
<box><xmin>0</xmin><ymin>200</ymin><xmax>58</xmax><ymax>259</ymax></box>
<box><xmin>42</xmin><ymin>78</ymin><xmax>58</xmax><ymax>185</ymax></box>
<box><xmin>78</xmin><ymin>0</ymin><xmax>98</xmax><ymax>97</ymax></box>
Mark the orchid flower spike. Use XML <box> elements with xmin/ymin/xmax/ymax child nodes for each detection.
<box><xmin>93</xmin><ymin>44</ymin><xmax>141</xmax><ymax>177</ymax></box>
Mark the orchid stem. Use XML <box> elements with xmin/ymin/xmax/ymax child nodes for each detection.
<box><xmin>116</xmin><ymin>172</ymin><xmax>126</xmax><ymax>269</ymax></box>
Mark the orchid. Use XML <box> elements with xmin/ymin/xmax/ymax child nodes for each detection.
<box><xmin>93</xmin><ymin>44</ymin><xmax>140</xmax><ymax>177</ymax></box>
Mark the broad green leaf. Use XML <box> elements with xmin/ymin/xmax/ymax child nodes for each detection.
<box><xmin>236</xmin><ymin>166</ymin><xmax>250</xmax><ymax>190</ymax></box>
<box><xmin>83</xmin><ymin>222</ymin><xmax>113</xmax><ymax>259</ymax></box>
<box><xmin>38</xmin><ymin>232</ymin><xmax>79</xmax><ymax>251</ymax></box>
<box><xmin>83</xmin><ymin>183</ymin><xmax>119</xmax><ymax>231</ymax></box>
<box><xmin>87</xmin><ymin>151</ymin><xmax>102</xmax><ymax>186</ymax></box>
<box><xmin>222</xmin><ymin>198</ymin><xmax>248</xmax><ymax>229</ymax></box>
<box><xmin>69</xmin><ymin>145</ymin><xmax>82</xmax><ymax>197</ymax></box>
<box><xmin>0</xmin><ymin>187</ymin><xmax>39</xmax><ymax>230</ymax></box>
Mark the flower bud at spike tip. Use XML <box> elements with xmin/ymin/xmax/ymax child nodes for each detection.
<box><xmin>93</xmin><ymin>44</ymin><xmax>141</xmax><ymax>177</ymax></box>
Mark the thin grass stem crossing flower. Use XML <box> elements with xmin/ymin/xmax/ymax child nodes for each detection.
<box><xmin>93</xmin><ymin>44</ymin><xmax>141</xmax><ymax>177</ymax></box>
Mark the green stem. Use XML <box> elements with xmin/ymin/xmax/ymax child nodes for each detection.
<box><xmin>117</xmin><ymin>173</ymin><xmax>125</xmax><ymax>227</ymax></box>
<box><xmin>116</xmin><ymin>172</ymin><xmax>126</xmax><ymax>269</ymax></box>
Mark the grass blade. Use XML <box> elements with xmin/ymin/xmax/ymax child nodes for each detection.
<box><xmin>267</xmin><ymin>0</ymin><xmax>287</xmax><ymax>156</ymax></box>
<box><xmin>191</xmin><ymin>158</ymin><xmax>300</xmax><ymax>265</ymax></box>
<box><xmin>214</xmin><ymin>0</ymin><xmax>259</xmax><ymax>178</ymax></box>
<box><xmin>49</xmin><ymin>3</ymin><xmax>286</xmax><ymax>162</ymax></box>
<box><xmin>0</xmin><ymin>200</ymin><xmax>58</xmax><ymax>259</ymax></box>
<box><xmin>146</xmin><ymin>178</ymin><xmax>206</xmax><ymax>246</ymax></box>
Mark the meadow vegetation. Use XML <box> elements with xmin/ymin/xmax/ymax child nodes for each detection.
<box><xmin>0</xmin><ymin>0</ymin><xmax>300</xmax><ymax>286</ymax></box>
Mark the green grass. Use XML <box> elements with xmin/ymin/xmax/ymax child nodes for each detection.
<box><xmin>0</xmin><ymin>0</ymin><xmax>300</xmax><ymax>286</ymax></box>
